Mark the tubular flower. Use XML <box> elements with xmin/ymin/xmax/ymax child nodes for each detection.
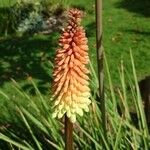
<box><xmin>52</xmin><ymin>9</ymin><xmax>91</xmax><ymax>123</ymax></box>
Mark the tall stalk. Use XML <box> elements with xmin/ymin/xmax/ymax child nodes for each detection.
<box><xmin>95</xmin><ymin>0</ymin><xmax>106</xmax><ymax>136</ymax></box>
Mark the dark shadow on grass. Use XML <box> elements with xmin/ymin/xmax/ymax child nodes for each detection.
<box><xmin>0</xmin><ymin>33</ymin><xmax>58</xmax><ymax>94</ymax></box>
<box><xmin>139</xmin><ymin>75</ymin><xmax>150</xmax><ymax>126</ymax></box>
<box><xmin>115</xmin><ymin>0</ymin><xmax>150</xmax><ymax>17</ymax></box>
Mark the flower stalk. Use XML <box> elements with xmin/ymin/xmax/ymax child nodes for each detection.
<box><xmin>65</xmin><ymin>115</ymin><xmax>73</xmax><ymax>150</ymax></box>
<box><xmin>52</xmin><ymin>8</ymin><xmax>91</xmax><ymax>149</ymax></box>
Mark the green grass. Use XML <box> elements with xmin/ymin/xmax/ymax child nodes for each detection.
<box><xmin>0</xmin><ymin>0</ymin><xmax>16</xmax><ymax>7</ymax></box>
<box><xmin>103</xmin><ymin>0</ymin><xmax>150</xmax><ymax>84</ymax></box>
<box><xmin>0</xmin><ymin>0</ymin><xmax>150</xmax><ymax>149</ymax></box>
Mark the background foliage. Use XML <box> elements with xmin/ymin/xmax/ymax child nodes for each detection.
<box><xmin>0</xmin><ymin>0</ymin><xmax>150</xmax><ymax>149</ymax></box>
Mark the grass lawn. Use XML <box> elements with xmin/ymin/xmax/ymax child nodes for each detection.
<box><xmin>104</xmin><ymin>0</ymin><xmax>150</xmax><ymax>83</ymax></box>
<box><xmin>0</xmin><ymin>0</ymin><xmax>150</xmax><ymax>148</ymax></box>
<box><xmin>0</xmin><ymin>0</ymin><xmax>149</xmax><ymax>118</ymax></box>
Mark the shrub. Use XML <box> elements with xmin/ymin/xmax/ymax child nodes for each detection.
<box><xmin>0</xmin><ymin>0</ymin><xmax>69</xmax><ymax>36</ymax></box>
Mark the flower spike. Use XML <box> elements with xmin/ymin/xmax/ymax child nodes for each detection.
<box><xmin>52</xmin><ymin>9</ymin><xmax>91</xmax><ymax>123</ymax></box>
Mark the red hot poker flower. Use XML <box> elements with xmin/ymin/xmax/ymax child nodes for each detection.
<box><xmin>52</xmin><ymin>9</ymin><xmax>91</xmax><ymax>123</ymax></box>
